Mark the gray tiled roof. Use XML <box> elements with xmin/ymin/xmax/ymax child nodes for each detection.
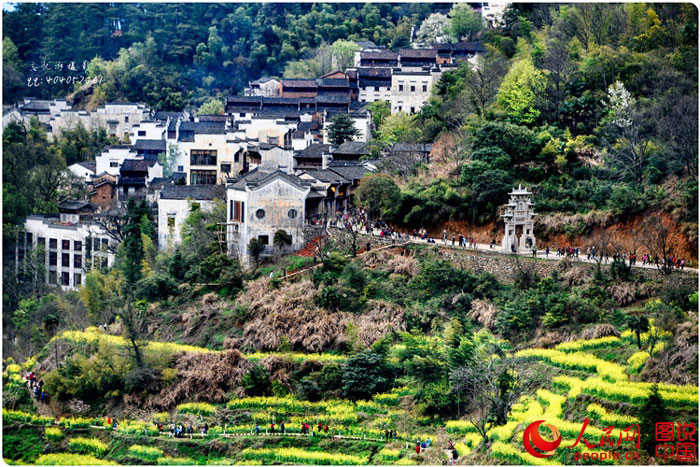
<box><xmin>295</xmin><ymin>144</ymin><xmax>332</xmax><ymax>160</ymax></box>
<box><xmin>133</xmin><ymin>139</ymin><xmax>166</xmax><ymax>151</ymax></box>
<box><xmin>334</xmin><ymin>141</ymin><xmax>368</xmax><ymax>155</ymax></box>
<box><xmin>160</xmin><ymin>184</ymin><xmax>226</xmax><ymax>200</ymax></box>
<box><xmin>328</xmin><ymin>164</ymin><xmax>370</xmax><ymax>181</ymax></box>
<box><xmin>228</xmin><ymin>169</ymin><xmax>306</xmax><ymax>191</ymax></box>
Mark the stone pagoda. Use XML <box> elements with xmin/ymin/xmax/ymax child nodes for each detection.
<box><xmin>500</xmin><ymin>184</ymin><xmax>536</xmax><ymax>253</ymax></box>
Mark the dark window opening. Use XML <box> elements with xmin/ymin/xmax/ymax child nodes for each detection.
<box><xmin>258</xmin><ymin>235</ymin><xmax>269</xmax><ymax>245</ymax></box>
<box><xmin>190</xmin><ymin>170</ymin><xmax>217</xmax><ymax>185</ymax></box>
<box><xmin>49</xmin><ymin>238</ymin><xmax>57</xmax><ymax>249</ymax></box>
<box><xmin>190</xmin><ymin>149</ymin><xmax>217</xmax><ymax>166</ymax></box>
<box><xmin>255</xmin><ymin>209</ymin><xmax>265</xmax><ymax>219</ymax></box>
<box><xmin>62</xmin><ymin>240</ymin><xmax>70</xmax><ymax>250</ymax></box>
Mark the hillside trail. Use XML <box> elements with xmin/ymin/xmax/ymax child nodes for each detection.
<box><xmin>26</xmin><ymin>383</ymin><xmax>60</xmax><ymax>419</ymax></box>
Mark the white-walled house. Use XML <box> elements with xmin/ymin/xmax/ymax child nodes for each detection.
<box><xmin>96</xmin><ymin>145</ymin><xmax>139</xmax><ymax>176</ymax></box>
<box><xmin>169</xmin><ymin>121</ymin><xmax>246</xmax><ymax>184</ymax></box>
<box><xmin>226</xmin><ymin>170</ymin><xmax>309</xmax><ymax>264</ymax></box>
<box><xmin>157</xmin><ymin>184</ymin><xmax>226</xmax><ymax>252</ymax></box>
<box><xmin>68</xmin><ymin>161</ymin><xmax>96</xmax><ymax>183</ymax></box>
<box><xmin>390</xmin><ymin>68</ymin><xmax>442</xmax><ymax>114</ymax></box>
<box><xmin>16</xmin><ymin>214</ymin><xmax>116</xmax><ymax>291</ymax></box>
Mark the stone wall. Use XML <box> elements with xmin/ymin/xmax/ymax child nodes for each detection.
<box><xmin>415</xmin><ymin>245</ymin><xmax>696</xmax><ymax>285</ymax></box>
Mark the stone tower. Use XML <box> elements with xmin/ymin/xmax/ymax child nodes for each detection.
<box><xmin>500</xmin><ymin>185</ymin><xmax>536</xmax><ymax>253</ymax></box>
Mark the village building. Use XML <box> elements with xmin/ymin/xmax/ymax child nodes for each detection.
<box><xmin>68</xmin><ymin>161</ymin><xmax>96</xmax><ymax>183</ymax></box>
<box><xmin>157</xmin><ymin>184</ymin><xmax>226</xmax><ymax>252</ymax></box>
<box><xmin>245</xmin><ymin>77</ymin><xmax>282</xmax><ymax>97</ymax></box>
<box><xmin>16</xmin><ymin>203</ymin><xmax>116</xmax><ymax>290</ymax></box>
<box><xmin>225</xmin><ymin>170</ymin><xmax>310</xmax><ymax>264</ymax></box>
<box><xmin>89</xmin><ymin>173</ymin><xmax>118</xmax><ymax>212</ymax></box>
<box><xmin>390</xmin><ymin>68</ymin><xmax>442</xmax><ymax>114</ymax></box>
<box><xmin>95</xmin><ymin>145</ymin><xmax>139</xmax><ymax>177</ymax></box>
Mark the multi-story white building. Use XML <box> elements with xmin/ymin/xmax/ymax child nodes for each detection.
<box><xmin>17</xmin><ymin>211</ymin><xmax>116</xmax><ymax>291</ymax></box>
<box><xmin>95</xmin><ymin>145</ymin><xmax>139</xmax><ymax>177</ymax></box>
<box><xmin>390</xmin><ymin>68</ymin><xmax>443</xmax><ymax>114</ymax></box>
<box><xmin>225</xmin><ymin>170</ymin><xmax>310</xmax><ymax>265</ymax></box>
<box><xmin>157</xmin><ymin>184</ymin><xmax>226</xmax><ymax>252</ymax></box>
<box><xmin>168</xmin><ymin>120</ymin><xmax>246</xmax><ymax>184</ymax></box>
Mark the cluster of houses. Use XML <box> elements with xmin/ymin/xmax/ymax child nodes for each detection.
<box><xmin>10</xmin><ymin>34</ymin><xmax>490</xmax><ymax>290</ymax></box>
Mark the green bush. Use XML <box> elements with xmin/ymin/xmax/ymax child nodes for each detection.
<box><xmin>341</xmin><ymin>352</ymin><xmax>392</xmax><ymax>401</ymax></box>
<box><xmin>67</xmin><ymin>437</ymin><xmax>108</xmax><ymax>457</ymax></box>
<box><xmin>242</xmin><ymin>365</ymin><xmax>271</xmax><ymax>397</ymax></box>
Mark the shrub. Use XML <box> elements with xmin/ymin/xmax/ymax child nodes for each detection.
<box><xmin>128</xmin><ymin>445</ymin><xmax>164</xmax><ymax>462</ymax></box>
<box><xmin>67</xmin><ymin>437</ymin><xmax>108</xmax><ymax>457</ymax></box>
<box><xmin>45</xmin><ymin>427</ymin><xmax>64</xmax><ymax>441</ymax></box>
<box><xmin>242</xmin><ymin>365</ymin><xmax>271</xmax><ymax>397</ymax></box>
<box><xmin>157</xmin><ymin>457</ymin><xmax>195</xmax><ymax>465</ymax></box>
<box><xmin>177</xmin><ymin>402</ymin><xmax>217</xmax><ymax>416</ymax></box>
<box><xmin>35</xmin><ymin>453</ymin><xmax>116</xmax><ymax>465</ymax></box>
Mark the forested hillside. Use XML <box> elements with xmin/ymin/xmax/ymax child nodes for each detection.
<box><xmin>3</xmin><ymin>2</ymin><xmax>436</xmax><ymax>108</ymax></box>
<box><xmin>362</xmin><ymin>3</ymin><xmax>698</xmax><ymax>258</ymax></box>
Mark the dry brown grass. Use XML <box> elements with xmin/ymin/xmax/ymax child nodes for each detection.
<box><xmin>469</xmin><ymin>299</ymin><xmax>497</xmax><ymax>330</ymax></box>
<box><xmin>237</xmin><ymin>277</ymin><xmax>348</xmax><ymax>352</ymax></box>
<box><xmin>146</xmin><ymin>349</ymin><xmax>251</xmax><ymax>410</ymax></box>
<box><xmin>361</xmin><ymin>250</ymin><xmax>392</xmax><ymax>269</ymax></box>
<box><xmin>606</xmin><ymin>283</ymin><xmax>636</xmax><ymax>305</ymax></box>
<box><xmin>532</xmin><ymin>331</ymin><xmax>571</xmax><ymax>349</ymax></box>
<box><xmin>351</xmin><ymin>300</ymin><xmax>406</xmax><ymax>348</ymax></box>
<box><xmin>563</xmin><ymin>267</ymin><xmax>590</xmax><ymax>287</ymax></box>
<box><xmin>580</xmin><ymin>323</ymin><xmax>621</xmax><ymax>340</ymax></box>
<box><xmin>384</xmin><ymin>255</ymin><xmax>420</xmax><ymax>277</ymax></box>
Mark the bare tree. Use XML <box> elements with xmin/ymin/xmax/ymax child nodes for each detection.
<box><xmin>456</xmin><ymin>53</ymin><xmax>508</xmax><ymax>123</ymax></box>
<box><xmin>450</xmin><ymin>358</ymin><xmax>535</xmax><ymax>446</ymax></box>
<box><xmin>658</xmin><ymin>94</ymin><xmax>698</xmax><ymax>180</ymax></box>
<box><xmin>541</xmin><ymin>30</ymin><xmax>575</xmax><ymax>123</ymax></box>
<box><xmin>92</xmin><ymin>209</ymin><xmax>127</xmax><ymax>252</ymax></box>
<box><xmin>644</xmin><ymin>215</ymin><xmax>675</xmax><ymax>275</ymax></box>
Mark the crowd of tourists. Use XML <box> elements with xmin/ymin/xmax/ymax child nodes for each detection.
<box><xmin>23</xmin><ymin>371</ymin><xmax>50</xmax><ymax>404</ymax></box>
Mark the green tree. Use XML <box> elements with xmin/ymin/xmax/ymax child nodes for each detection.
<box><xmin>448</xmin><ymin>4</ymin><xmax>483</xmax><ymax>41</ymax></box>
<box><xmin>377</xmin><ymin>112</ymin><xmax>422</xmax><ymax>145</ymax></box>
<box><xmin>248</xmin><ymin>237</ymin><xmax>266</xmax><ymax>267</ymax></box>
<box><xmin>3</xmin><ymin>37</ymin><xmax>24</xmax><ymax>102</ymax></box>
<box><xmin>242</xmin><ymin>364</ymin><xmax>272</xmax><ymax>397</ymax></box>
<box><xmin>341</xmin><ymin>352</ymin><xmax>392</xmax><ymax>401</ymax></box>
<box><xmin>327</xmin><ymin>112</ymin><xmax>359</xmax><ymax>145</ymax></box>
<box><xmin>197</xmin><ymin>97</ymin><xmax>224</xmax><ymax>115</ymax></box>
<box><xmin>638</xmin><ymin>384</ymin><xmax>668</xmax><ymax>455</ymax></box>
<box><xmin>496</xmin><ymin>58</ymin><xmax>546</xmax><ymax>124</ymax></box>
<box><xmin>273</xmin><ymin>229</ymin><xmax>293</xmax><ymax>253</ymax></box>
<box><xmin>627</xmin><ymin>314</ymin><xmax>650</xmax><ymax>349</ymax></box>
<box><xmin>329</xmin><ymin>39</ymin><xmax>361</xmax><ymax>71</ymax></box>
<box><xmin>354</xmin><ymin>174</ymin><xmax>402</xmax><ymax>222</ymax></box>
<box><xmin>367</xmin><ymin>100</ymin><xmax>390</xmax><ymax>130</ymax></box>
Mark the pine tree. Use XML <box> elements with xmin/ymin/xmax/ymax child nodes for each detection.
<box><xmin>327</xmin><ymin>113</ymin><xmax>359</xmax><ymax>145</ymax></box>
<box><xmin>638</xmin><ymin>383</ymin><xmax>668</xmax><ymax>455</ymax></box>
